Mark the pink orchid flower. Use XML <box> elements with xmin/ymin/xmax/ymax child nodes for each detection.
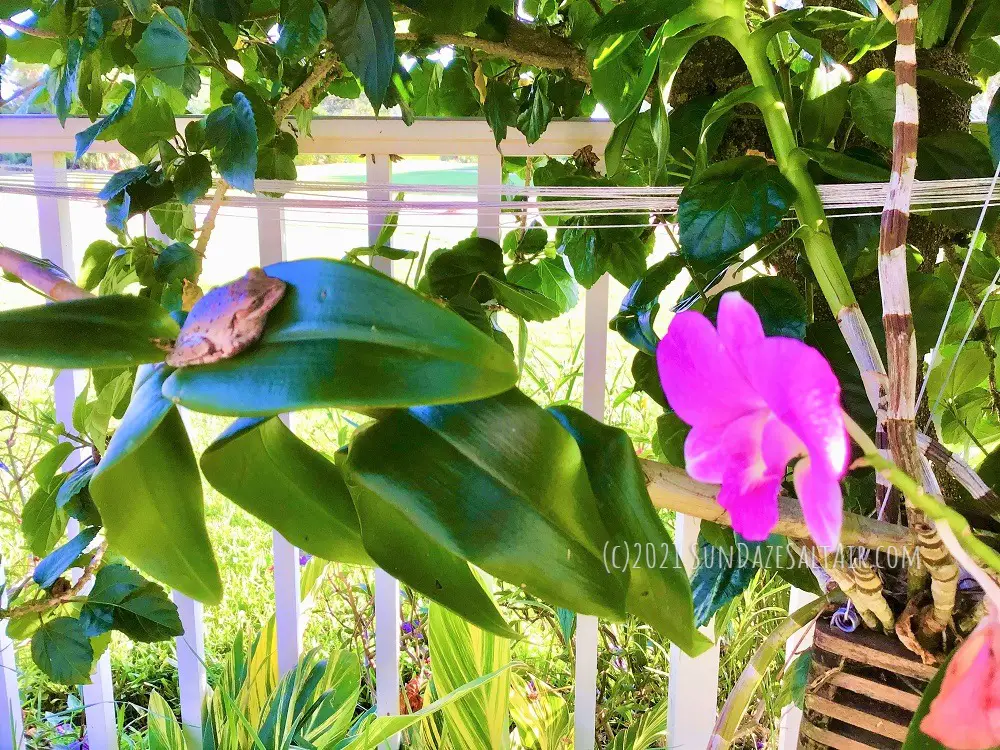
<box><xmin>656</xmin><ymin>292</ymin><xmax>849</xmax><ymax>547</ymax></box>
<box><xmin>922</xmin><ymin>605</ymin><xmax>1000</xmax><ymax>749</ymax></box>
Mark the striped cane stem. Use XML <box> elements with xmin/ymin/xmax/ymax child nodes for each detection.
<box><xmin>879</xmin><ymin>0</ymin><xmax>923</xmax><ymax>487</ymax></box>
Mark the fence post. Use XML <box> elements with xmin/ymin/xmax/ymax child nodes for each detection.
<box><xmin>0</xmin><ymin>565</ymin><xmax>24</xmax><ymax>750</ymax></box>
<box><xmin>255</xmin><ymin>193</ymin><xmax>304</xmax><ymax>676</ymax></box>
<box><xmin>576</xmin><ymin>273</ymin><xmax>610</xmax><ymax>750</ymax></box>
<box><xmin>33</xmin><ymin>150</ymin><xmax>120</xmax><ymax>749</ymax></box>
<box><xmin>777</xmin><ymin>587</ymin><xmax>817</xmax><ymax>749</ymax></box>
<box><xmin>172</xmin><ymin>592</ymin><xmax>206</xmax><ymax>750</ymax></box>
<box><xmin>667</xmin><ymin>514</ymin><xmax>721</xmax><ymax>748</ymax></box>
<box><xmin>367</xmin><ymin>153</ymin><xmax>401</xmax><ymax>750</ymax></box>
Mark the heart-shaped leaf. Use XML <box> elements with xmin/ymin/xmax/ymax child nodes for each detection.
<box><xmin>678</xmin><ymin>156</ymin><xmax>796</xmax><ymax>269</ymax></box>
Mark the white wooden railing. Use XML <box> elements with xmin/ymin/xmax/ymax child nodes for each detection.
<box><xmin>0</xmin><ymin>115</ymin><xmax>811</xmax><ymax>750</ymax></box>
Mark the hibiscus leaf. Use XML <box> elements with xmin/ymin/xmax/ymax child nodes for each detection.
<box><xmin>31</xmin><ymin>617</ymin><xmax>94</xmax><ymax>685</ymax></box>
<box><xmin>610</xmin><ymin>256</ymin><xmax>684</xmax><ymax>354</ymax></box>
<box><xmin>705</xmin><ymin>277</ymin><xmax>807</xmax><ymax>340</ymax></box>
<box><xmin>678</xmin><ymin>156</ymin><xmax>796</xmax><ymax>270</ymax></box>
<box><xmin>327</xmin><ymin>0</ymin><xmax>395</xmax><ymax>111</ymax></box>
<box><xmin>205</xmin><ymin>93</ymin><xmax>258</xmax><ymax>192</ymax></box>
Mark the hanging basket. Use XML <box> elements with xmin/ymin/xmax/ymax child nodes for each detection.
<box><xmin>800</xmin><ymin>616</ymin><xmax>939</xmax><ymax>750</ymax></box>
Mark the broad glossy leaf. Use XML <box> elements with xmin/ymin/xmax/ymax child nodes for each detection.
<box><xmin>346</xmin><ymin>389</ymin><xmax>629</xmax><ymax>621</ymax></box>
<box><xmin>776</xmin><ymin>650</ymin><xmax>811</xmax><ymax>710</ymax></box>
<box><xmin>206</xmin><ymin>93</ymin><xmax>258</xmax><ymax>192</ymax></box>
<box><xmin>174</xmin><ymin>154</ymin><xmax>213</xmax><ymax>204</ymax></box>
<box><xmin>277</xmin><ymin>0</ymin><xmax>326</xmax><ymax>59</ymax></box>
<box><xmin>425</xmin><ymin>237</ymin><xmax>504</xmax><ymax>301</ymax></box>
<box><xmin>549</xmin><ymin>406</ymin><xmax>710</xmax><ymax>656</ymax></box>
<box><xmin>22</xmin><ymin>486</ymin><xmax>68</xmax><ymax>558</ymax></box>
<box><xmin>484</xmin><ymin>78</ymin><xmax>517</xmax><ymax>145</ymax></box>
<box><xmin>75</xmin><ymin>85</ymin><xmax>136</xmax><ymax>160</ymax></box>
<box><xmin>33</xmin><ymin>526</ymin><xmax>99</xmax><ymax>589</ymax></box>
<box><xmin>163</xmin><ymin>259</ymin><xmax>517</xmax><ymax>414</ymax></box>
<box><xmin>135</xmin><ymin>7</ymin><xmax>190</xmax><ymax>89</ymax></box>
<box><xmin>31</xmin><ymin>617</ymin><xmax>93</xmax><ymax>684</ymax></box>
<box><xmin>201</xmin><ymin>417</ymin><xmax>371</xmax><ymax>565</ymax></box>
<box><xmin>90</xmin><ymin>365</ymin><xmax>221</xmax><ymax>603</ymax></box>
<box><xmin>79</xmin><ymin>563</ymin><xmax>183</xmax><ymax>641</ymax></box>
<box><xmin>690</xmin><ymin>531</ymin><xmax>760</xmax><ymax>627</ymax></box>
<box><xmin>0</xmin><ymin>295</ymin><xmax>177</xmax><ymax>369</ymax></box>
<box><xmin>50</xmin><ymin>41</ymin><xmax>82</xmax><ymax>125</ymax></box>
<box><xmin>799</xmin><ymin>59</ymin><xmax>851</xmax><ymax>147</ymax></box>
<box><xmin>655</xmin><ymin>410</ymin><xmax>688</xmax><ymax>467</ymax></box>
<box><xmin>346</xmin><ymin>478</ymin><xmax>515</xmax><ymax>637</ymax></box>
<box><xmin>678</xmin><ymin>156</ymin><xmax>795</xmax><ymax>269</ymax></box>
<box><xmin>517</xmin><ymin>78</ymin><xmax>553</xmax><ymax>144</ymax></box>
<box><xmin>706</xmin><ymin>276</ymin><xmax>807</xmax><ymax>340</ymax></box>
<box><xmin>79</xmin><ymin>240</ymin><xmax>120</xmax><ymax>290</ymax></box>
<box><xmin>428</xmin><ymin>600</ymin><xmax>512</xmax><ymax>749</ymax></box>
<box><xmin>849</xmin><ymin>69</ymin><xmax>895</xmax><ymax>149</ymax></box>
<box><xmin>328</xmin><ymin>0</ymin><xmax>395</xmax><ymax>110</ymax></box>
<box><xmin>507</xmin><ymin>259</ymin><xmax>578</xmax><ymax>316</ymax></box>
<box><xmin>989</xmin><ymin>86</ymin><xmax>1000</xmax><ymax>165</ymax></box>
<box><xmin>799</xmin><ymin>146</ymin><xmax>890</xmax><ymax>182</ymax></box>
<box><xmin>489</xmin><ymin>277</ymin><xmax>561</xmax><ymax>322</ymax></box>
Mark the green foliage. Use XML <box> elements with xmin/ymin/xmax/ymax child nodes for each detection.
<box><xmin>162</xmin><ymin>259</ymin><xmax>518</xmax><ymax>414</ymax></box>
<box><xmin>205</xmin><ymin>92</ymin><xmax>258</xmax><ymax>192</ymax></box>
<box><xmin>678</xmin><ymin>156</ymin><xmax>796</xmax><ymax>270</ymax></box>
<box><xmin>328</xmin><ymin>0</ymin><xmax>395</xmax><ymax>110</ymax></box>
<box><xmin>0</xmin><ymin>296</ymin><xmax>178</xmax><ymax>369</ymax></box>
<box><xmin>31</xmin><ymin>617</ymin><xmax>94</xmax><ymax>685</ymax></box>
<box><xmin>201</xmin><ymin>416</ymin><xmax>371</xmax><ymax>565</ymax></box>
<box><xmin>91</xmin><ymin>364</ymin><xmax>222</xmax><ymax>603</ymax></box>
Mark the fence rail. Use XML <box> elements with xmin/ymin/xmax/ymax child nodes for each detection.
<box><xmin>0</xmin><ymin>115</ymin><xmax>809</xmax><ymax>750</ymax></box>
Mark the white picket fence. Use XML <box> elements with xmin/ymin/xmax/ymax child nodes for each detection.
<box><xmin>0</xmin><ymin>115</ymin><xmax>812</xmax><ymax>750</ymax></box>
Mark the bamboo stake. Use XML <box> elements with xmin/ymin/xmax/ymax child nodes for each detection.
<box><xmin>640</xmin><ymin>459</ymin><xmax>916</xmax><ymax>551</ymax></box>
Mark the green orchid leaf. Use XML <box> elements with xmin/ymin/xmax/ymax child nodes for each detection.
<box><xmin>163</xmin><ymin>259</ymin><xmax>517</xmax><ymax>415</ymax></box>
<box><xmin>90</xmin><ymin>364</ymin><xmax>221</xmax><ymax>603</ymax></box>
<box><xmin>201</xmin><ymin>417</ymin><xmax>371</xmax><ymax>565</ymax></box>
<box><xmin>0</xmin><ymin>296</ymin><xmax>177</xmax><ymax>369</ymax></box>
<box><xmin>345</xmin><ymin>389</ymin><xmax>630</xmax><ymax>621</ymax></box>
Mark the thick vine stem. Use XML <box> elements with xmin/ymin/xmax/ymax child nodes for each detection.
<box><xmin>640</xmin><ymin>459</ymin><xmax>916</xmax><ymax>551</ymax></box>
<box><xmin>708</xmin><ymin>594</ymin><xmax>835</xmax><ymax>750</ymax></box>
<box><xmin>0</xmin><ymin>247</ymin><xmax>93</xmax><ymax>302</ymax></box>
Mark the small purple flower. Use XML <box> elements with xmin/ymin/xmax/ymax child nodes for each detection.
<box><xmin>299</xmin><ymin>552</ymin><xmax>312</xmax><ymax>566</ymax></box>
<box><xmin>401</xmin><ymin>622</ymin><xmax>414</xmax><ymax>634</ymax></box>
<box><xmin>611</xmin><ymin>656</ymin><xmax>627</xmax><ymax>671</ymax></box>
<box><xmin>55</xmin><ymin>722</ymin><xmax>72</xmax><ymax>735</ymax></box>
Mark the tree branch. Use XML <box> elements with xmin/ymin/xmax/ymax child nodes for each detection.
<box><xmin>640</xmin><ymin>459</ymin><xmax>917</xmax><ymax>551</ymax></box>
<box><xmin>396</xmin><ymin>15</ymin><xmax>590</xmax><ymax>82</ymax></box>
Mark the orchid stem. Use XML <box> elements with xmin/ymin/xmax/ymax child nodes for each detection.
<box><xmin>844</xmin><ymin>411</ymin><xmax>1000</xmax><ymax>578</ymax></box>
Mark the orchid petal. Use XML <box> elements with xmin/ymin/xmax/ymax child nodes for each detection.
<box><xmin>717</xmin><ymin>467</ymin><xmax>782</xmax><ymax>542</ymax></box>
<box><xmin>793</xmin><ymin>458</ymin><xmax>843</xmax><ymax>549</ymax></box>
<box><xmin>745</xmin><ymin>337</ymin><xmax>849</xmax><ymax>478</ymax></box>
<box><xmin>685</xmin><ymin>412</ymin><xmax>768</xmax><ymax>484</ymax></box>
<box><xmin>716</xmin><ymin>291</ymin><xmax>765</xmax><ymax>372</ymax></box>
<box><xmin>657</xmin><ymin>310</ymin><xmax>762</xmax><ymax>428</ymax></box>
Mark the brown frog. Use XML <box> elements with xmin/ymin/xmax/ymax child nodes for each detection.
<box><xmin>165</xmin><ymin>267</ymin><xmax>287</xmax><ymax>367</ymax></box>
